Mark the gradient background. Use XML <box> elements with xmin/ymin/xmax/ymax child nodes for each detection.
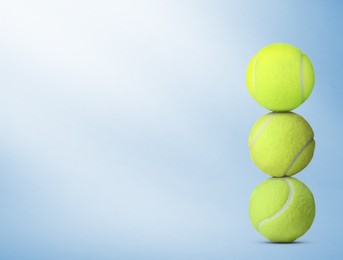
<box><xmin>0</xmin><ymin>0</ymin><xmax>342</xmax><ymax>259</ymax></box>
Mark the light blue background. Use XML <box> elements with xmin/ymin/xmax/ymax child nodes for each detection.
<box><xmin>0</xmin><ymin>0</ymin><xmax>342</xmax><ymax>259</ymax></box>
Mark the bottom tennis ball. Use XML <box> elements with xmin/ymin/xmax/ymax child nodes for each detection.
<box><xmin>249</xmin><ymin>177</ymin><xmax>315</xmax><ymax>242</ymax></box>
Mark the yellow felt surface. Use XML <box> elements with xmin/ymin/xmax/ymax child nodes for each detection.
<box><xmin>249</xmin><ymin>178</ymin><xmax>289</xmax><ymax>230</ymax></box>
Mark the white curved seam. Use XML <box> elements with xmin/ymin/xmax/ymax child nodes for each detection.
<box><xmin>300</xmin><ymin>53</ymin><xmax>305</xmax><ymax>102</ymax></box>
<box><xmin>257</xmin><ymin>178</ymin><xmax>294</xmax><ymax>231</ymax></box>
<box><xmin>283</xmin><ymin>137</ymin><xmax>314</xmax><ymax>176</ymax></box>
<box><xmin>253</xmin><ymin>56</ymin><xmax>258</xmax><ymax>97</ymax></box>
<box><xmin>249</xmin><ymin>113</ymin><xmax>275</xmax><ymax>149</ymax></box>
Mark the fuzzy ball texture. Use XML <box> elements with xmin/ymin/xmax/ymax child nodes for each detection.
<box><xmin>246</xmin><ymin>43</ymin><xmax>315</xmax><ymax>111</ymax></box>
<box><xmin>248</xmin><ymin>112</ymin><xmax>315</xmax><ymax>177</ymax></box>
<box><xmin>249</xmin><ymin>177</ymin><xmax>315</xmax><ymax>242</ymax></box>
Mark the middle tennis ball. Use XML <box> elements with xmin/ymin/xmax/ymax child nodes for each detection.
<box><xmin>248</xmin><ymin>112</ymin><xmax>315</xmax><ymax>177</ymax></box>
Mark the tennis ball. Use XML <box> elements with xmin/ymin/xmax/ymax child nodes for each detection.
<box><xmin>248</xmin><ymin>112</ymin><xmax>315</xmax><ymax>177</ymax></box>
<box><xmin>246</xmin><ymin>43</ymin><xmax>315</xmax><ymax>111</ymax></box>
<box><xmin>249</xmin><ymin>177</ymin><xmax>315</xmax><ymax>242</ymax></box>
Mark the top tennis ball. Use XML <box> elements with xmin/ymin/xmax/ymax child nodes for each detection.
<box><xmin>246</xmin><ymin>43</ymin><xmax>315</xmax><ymax>111</ymax></box>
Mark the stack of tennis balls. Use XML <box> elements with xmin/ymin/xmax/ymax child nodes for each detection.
<box><xmin>246</xmin><ymin>43</ymin><xmax>316</xmax><ymax>242</ymax></box>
